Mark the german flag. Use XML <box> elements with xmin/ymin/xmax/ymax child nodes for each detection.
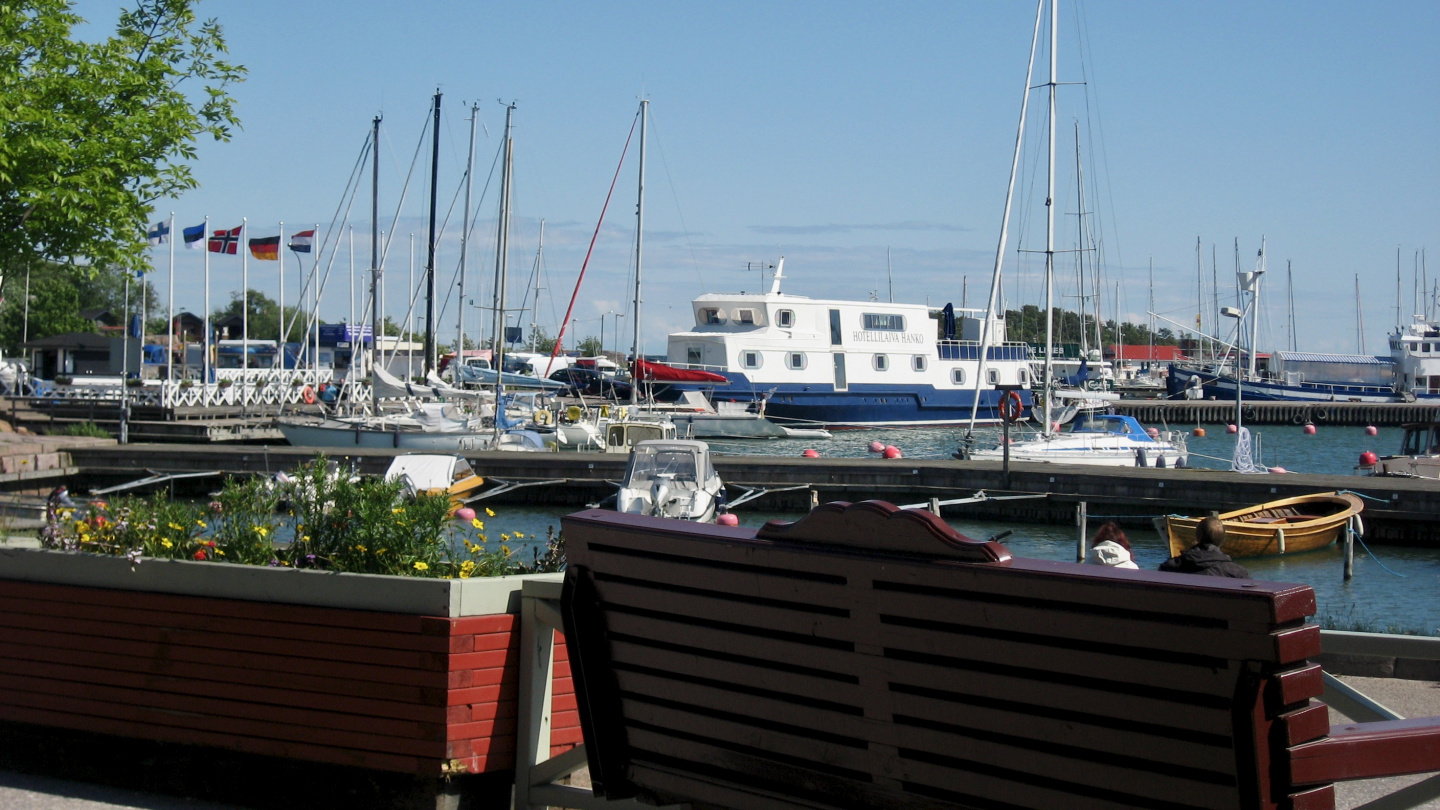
<box><xmin>248</xmin><ymin>235</ymin><xmax>280</xmax><ymax>261</ymax></box>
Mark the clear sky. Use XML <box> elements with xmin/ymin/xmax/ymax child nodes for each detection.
<box><xmin>95</xmin><ymin>0</ymin><xmax>1438</xmax><ymax>356</ymax></box>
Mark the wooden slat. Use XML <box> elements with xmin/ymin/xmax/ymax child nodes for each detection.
<box><xmin>605</xmin><ymin>613</ymin><xmax>857</xmax><ymax>677</ymax></box>
<box><xmin>886</xmin><ymin>690</ymin><xmax>1236</xmax><ymax>775</ymax></box>
<box><xmin>0</xmin><ymin>611</ymin><xmax>445</xmax><ymax>670</ymax></box>
<box><xmin>583</xmin><ymin>547</ymin><xmax>852</xmax><ymax>609</ymax></box>
<box><xmin>896</xmin><ymin>752</ymin><xmax>1207</xmax><ymax>810</ymax></box>
<box><xmin>0</xmin><ymin>593</ymin><xmax>452</xmax><ymax>652</ymax></box>
<box><xmin>594</xmin><ymin>579</ymin><xmax>855</xmax><ymax>642</ymax></box>
<box><xmin>0</xmin><ymin>625</ymin><xmax>450</xmax><ymax>688</ymax></box>
<box><xmin>0</xmin><ymin>638</ymin><xmax>449</xmax><ymax>708</ymax></box>
<box><xmin>611</xmin><ymin>639</ymin><xmax>865</xmax><ymax>708</ymax></box>
<box><xmin>1278</xmin><ymin>702</ymin><xmax>1331</xmax><ymax>747</ymax></box>
<box><xmin>1272</xmin><ymin>663</ymin><xmax>1325</xmax><ymax>707</ymax></box>
<box><xmin>0</xmin><ymin>579</ymin><xmax>434</xmax><ymax>634</ymax></box>
<box><xmin>872</xmin><ymin>588</ymin><xmax>1295</xmax><ymax>664</ymax></box>
<box><xmin>878</xmin><ymin>620</ymin><xmax>1243</xmax><ymax>697</ymax></box>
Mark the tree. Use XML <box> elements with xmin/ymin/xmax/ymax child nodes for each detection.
<box><xmin>576</xmin><ymin>336</ymin><xmax>603</xmax><ymax>356</ymax></box>
<box><xmin>211</xmin><ymin>290</ymin><xmax>307</xmax><ymax>343</ymax></box>
<box><xmin>0</xmin><ymin>258</ymin><xmax>161</xmax><ymax>350</ymax></box>
<box><xmin>0</xmin><ymin>0</ymin><xmax>244</xmax><ymax>279</ymax></box>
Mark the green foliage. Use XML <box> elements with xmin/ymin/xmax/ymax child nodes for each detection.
<box><xmin>56</xmin><ymin>421</ymin><xmax>112</xmax><ymax>438</ymax></box>
<box><xmin>0</xmin><ymin>1</ymin><xmax>244</xmax><ymax>277</ymax></box>
<box><xmin>0</xmin><ymin>259</ymin><xmax>165</xmax><ymax>351</ymax></box>
<box><xmin>576</xmin><ymin>335</ymin><xmax>603</xmax><ymax>356</ymax></box>
<box><xmin>39</xmin><ymin>455</ymin><xmax>567</xmax><ymax>579</ymax></box>
<box><xmin>1317</xmin><ymin>606</ymin><xmax>1437</xmax><ymax>638</ymax></box>
<box><xmin>1004</xmin><ymin>304</ymin><xmax>1179</xmax><ymax>349</ymax></box>
<box><xmin>211</xmin><ymin>289</ymin><xmax>307</xmax><ymax>342</ymax></box>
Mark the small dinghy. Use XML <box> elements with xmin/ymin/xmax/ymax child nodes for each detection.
<box><xmin>1163</xmin><ymin>491</ymin><xmax>1363</xmax><ymax>558</ymax></box>
<box><xmin>384</xmin><ymin>454</ymin><xmax>486</xmax><ymax>513</ymax></box>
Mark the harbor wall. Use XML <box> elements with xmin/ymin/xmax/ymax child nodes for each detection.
<box><xmin>1114</xmin><ymin>400</ymin><xmax>1440</xmax><ymax>427</ymax></box>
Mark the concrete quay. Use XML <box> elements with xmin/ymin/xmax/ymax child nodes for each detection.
<box><xmin>62</xmin><ymin>442</ymin><xmax>1440</xmax><ymax>544</ymax></box>
<box><xmin>1115</xmin><ymin>399</ymin><xmax>1440</xmax><ymax>427</ymax></box>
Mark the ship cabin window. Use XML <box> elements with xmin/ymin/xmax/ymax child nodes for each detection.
<box><xmin>686</xmin><ymin>347</ymin><xmax>703</xmax><ymax>366</ymax></box>
<box><xmin>987</xmin><ymin>368</ymin><xmax>999</xmax><ymax>385</ymax></box>
<box><xmin>786</xmin><ymin>352</ymin><xmax>806</xmax><ymax>370</ymax></box>
<box><xmin>700</xmin><ymin>308</ymin><xmax>725</xmax><ymax>325</ymax></box>
<box><xmin>950</xmin><ymin>368</ymin><xmax>965</xmax><ymax>385</ymax></box>
<box><xmin>741</xmin><ymin>350</ymin><xmax>763</xmax><ymax>369</ymax></box>
<box><xmin>1391</xmin><ymin>339</ymin><xmax>1401</xmax><ymax>350</ymax></box>
<box><xmin>1018</xmin><ymin>367</ymin><xmax>1029</xmax><ymax>384</ymax></box>
<box><xmin>873</xmin><ymin>354</ymin><xmax>889</xmax><ymax>372</ymax></box>
<box><xmin>863</xmin><ymin>313</ymin><xmax>905</xmax><ymax>331</ymax></box>
<box><xmin>1426</xmin><ymin>343</ymin><xmax>1433</xmax><ymax>353</ymax></box>
<box><xmin>777</xmin><ymin>309</ymin><xmax>795</xmax><ymax>328</ymax></box>
<box><xmin>912</xmin><ymin>355</ymin><xmax>927</xmax><ymax>372</ymax></box>
<box><xmin>735</xmin><ymin>308</ymin><xmax>763</xmax><ymax>326</ymax></box>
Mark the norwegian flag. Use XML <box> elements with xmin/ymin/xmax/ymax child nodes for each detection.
<box><xmin>208</xmin><ymin>225</ymin><xmax>242</xmax><ymax>255</ymax></box>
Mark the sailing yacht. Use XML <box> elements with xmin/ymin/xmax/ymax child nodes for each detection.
<box><xmin>960</xmin><ymin>0</ymin><xmax>1185</xmax><ymax>466</ymax></box>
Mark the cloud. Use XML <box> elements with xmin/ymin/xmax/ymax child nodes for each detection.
<box><xmin>747</xmin><ymin>221</ymin><xmax>970</xmax><ymax>236</ymax></box>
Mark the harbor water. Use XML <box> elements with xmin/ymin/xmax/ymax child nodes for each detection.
<box><xmin>489</xmin><ymin>422</ymin><xmax>1436</xmax><ymax>636</ymax></box>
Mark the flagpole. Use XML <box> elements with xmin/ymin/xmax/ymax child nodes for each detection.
<box><xmin>167</xmin><ymin>211</ymin><xmax>174</xmax><ymax>386</ymax></box>
<box><xmin>409</xmin><ymin>233</ymin><xmax>415</xmax><ymax>380</ymax></box>
<box><xmin>348</xmin><ymin>225</ymin><xmax>356</xmax><ymax>387</ymax></box>
<box><xmin>203</xmin><ymin>216</ymin><xmax>211</xmax><ymax>387</ymax></box>
<box><xmin>312</xmin><ymin>224</ymin><xmax>319</xmax><ymax>385</ymax></box>
<box><xmin>241</xmin><ymin>217</ymin><xmax>249</xmax><ymax>393</ymax></box>
<box><xmin>278</xmin><ymin>221</ymin><xmax>285</xmax><ymax>360</ymax></box>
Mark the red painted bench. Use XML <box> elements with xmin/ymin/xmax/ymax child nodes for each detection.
<box><xmin>560</xmin><ymin>501</ymin><xmax>1440</xmax><ymax>810</ymax></box>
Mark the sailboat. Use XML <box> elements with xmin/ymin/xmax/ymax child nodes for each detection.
<box><xmin>961</xmin><ymin>0</ymin><xmax>1186</xmax><ymax>467</ymax></box>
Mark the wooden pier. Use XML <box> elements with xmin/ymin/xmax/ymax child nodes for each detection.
<box><xmin>61</xmin><ymin>443</ymin><xmax>1440</xmax><ymax>544</ymax></box>
<box><xmin>1114</xmin><ymin>399</ymin><xmax>1440</xmax><ymax>427</ymax></box>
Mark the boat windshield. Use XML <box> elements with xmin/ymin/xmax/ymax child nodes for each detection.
<box><xmin>624</xmin><ymin>446</ymin><xmax>703</xmax><ymax>486</ymax></box>
<box><xmin>1401</xmin><ymin>426</ymin><xmax>1440</xmax><ymax>456</ymax></box>
<box><xmin>1069</xmin><ymin>415</ymin><xmax>1132</xmax><ymax>435</ymax></box>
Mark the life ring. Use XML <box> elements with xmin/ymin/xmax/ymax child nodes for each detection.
<box><xmin>532</xmin><ymin>408</ymin><xmax>551</xmax><ymax>426</ymax></box>
<box><xmin>1242</xmin><ymin>406</ymin><xmax>1256</xmax><ymax>422</ymax></box>
<box><xmin>998</xmin><ymin>390</ymin><xmax>1024</xmax><ymax>423</ymax></box>
<box><xmin>1313</xmin><ymin>408</ymin><xmax>1329</xmax><ymax>422</ymax></box>
<box><xmin>1290</xmin><ymin>412</ymin><xmax>1306</xmax><ymax>425</ymax></box>
<box><xmin>302</xmin><ymin>385</ymin><xmax>317</xmax><ymax>405</ymax></box>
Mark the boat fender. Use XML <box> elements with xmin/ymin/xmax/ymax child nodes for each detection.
<box><xmin>533</xmin><ymin>409</ymin><xmax>551</xmax><ymax>426</ymax></box>
<box><xmin>565</xmin><ymin>405</ymin><xmax>583</xmax><ymax>422</ymax></box>
<box><xmin>1242</xmin><ymin>406</ymin><xmax>1256</xmax><ymax>422</ymax></box>
<box><xmin>1313</xmin><ymin>408</ymin><xmax>1329</xmax><ymax>422</ymax></box>
<box><xmin>302</xmin><ymin>385</ymin><xmax>317</xmax><ymax>405</ymax></box>
<box><xmin>617</xmin><ymin>406</ymin><xmax>628</xmax><ymax>421</ymax></box>
<box><xmin>1291</xmin><ymin>413</ymin><xmax>1306</xmax><ymax>425</ymax></box>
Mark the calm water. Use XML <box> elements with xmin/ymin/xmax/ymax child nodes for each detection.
<box><xmin>490</xmin><ymin>422</ymin><xmax>1436</xmax><ymax>635</ymax></box>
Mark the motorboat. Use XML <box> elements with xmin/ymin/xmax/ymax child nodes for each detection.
<box><xmin>1367</xmin><ymin>421</ymin><xmax>1440</xmax><ymax>478</ymax></box>
<box><xmin>1163</xmin><ymin>492</ymin><xmax>1363</xmax><ymax>558</ymax></box>
<box><xmin>615</xmin><ymin>439</ymin><xmax>723</xmax><ymax>522</ymax></box>
<box><xmin>383</xmin><ymin>454</ymin><xmax>485</xmax><ymax>512</ymax></box>
<box><xmin>968</xmin><ymin>413</ymin><xmax>1188</xmax><ymax>468</ymax></box>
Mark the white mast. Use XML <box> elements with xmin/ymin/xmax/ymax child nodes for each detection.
<box><xmin>241</xmin><ymin>217</ymin><xmax>248</xmax><ymax>382</ymax></box>
<box><xmin>408</xmin><ymin>233</ymin><xmax>415</xmax><ymax>380</ymax></box>
<box><xmin>630</xmin><ymin>98</ymin><xmax>647</xmax><ymax>408</ymax></box>
<box><xmin>202</xmin><ymin>216</ymin><xmax>210</xmax><ymax>384</ymax></box>
<box><xmin>491</xmin><ymin>102</ymin><xmax>516</xmax><ymax>440</ymax></box>
<box><xmin>166</xmin><ymin>211</ymin><xmax>174</xmax><ymax>385</ymax></box>
<box><xmin>964</xmin><ymin>0</ymin><xmax>1043</xmax><ymax>436</ymax></box>
<box><xmin>456</xmin><ymin>103</ymin><xmax>477</xmax><ymax>367</ymax></box>
<box><xmin>1247</xmin><ymin>237</ymin><xmax>1265</xmax><ymax>380</ymax></box>
<box><xmin>1043</xmin><ymin>0</ymin><xmax>1057</xmax><ymax>435</ymax></box>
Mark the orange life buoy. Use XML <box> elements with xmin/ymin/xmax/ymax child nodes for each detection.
<box><xmin>999</xmin><ymin>390</ymin><xmax>1024</xmax><ymax>423</ymax></box>
<box><xmin>302</xmin><ymin>385</ymin><xmax>317</xmax><ymax>405</ymax></box>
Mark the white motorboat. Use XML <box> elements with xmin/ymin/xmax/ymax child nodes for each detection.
<box><xmin>970</xmin><ymin>413</ymin><xmax>1187</xmax><ymax>468</ymax></box>
<box><xmin>616</xmin><ymin>439</ymin><xmax>723</xmax><ymax>522</ymax></box>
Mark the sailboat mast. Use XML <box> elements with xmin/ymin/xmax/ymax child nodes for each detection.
<box><xmin>491</xmin><ymin>102</ymin><xmax>516</xmax><ymax>439</ymax></box>
<box><xmin>1194</xmin><ymin>237</ymin><xmax>1203</xmax><ymax>362</ymax></box>
<box><xmin>1287</xmin><ymin>260</ymin><xmax>1296</xmax><ymax>352</ymax></box>
<box><xmin>630</xmin><ymin>99</ymin><xmax>647</xmax><ymax>408</ymax></box>
<box><xmin>424</xmin><ymin>90</ymin><xmax>441</xmax><ymax>373</ymax></box>
<box><xmin>1042</xmin><ymin>0</ymin><xmax>1057</xmax><ymax>435</ymax></box>
<box><xmin>369</xmin><ymin>114</ymin><xmax>381</xmax><ymax>412</ymax></box>
<box><xmin>456</xmin><ymin>103</ymin><xmax>477</xmax><ymax>373</ymax></box>
<box><xmin>1356</xmin><ymin>274</ymin><xmax>1366</xmax><ymax>353</ymax></box>
<box><xmin>1248</xmin><ymin>237</ymin><xmax>1264</xmax><ymax>380</ymax></box>
<box><xmin>1074</xmin><ymin>121</ymin><xmax>1086</xmax><ymax>357</ymax></box>
<box><xmin>531</xmin><ymin>219</ymin><xmax>545</xmax><ymax>353</ymax></box>
<box><xmin>1148</xmin><ymin>258</ymin><xmax>1154</xmax><ymax>364</ymax></box>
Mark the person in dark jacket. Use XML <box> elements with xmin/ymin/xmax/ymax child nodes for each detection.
<box><xmin>1159</xmin><ymin>516</ymin><xmax>1251</xmax><ymax>578</ymax></box>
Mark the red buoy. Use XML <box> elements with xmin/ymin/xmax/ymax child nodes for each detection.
<box><xmin>1192</xmin><ymin>427</ymin><xmax>1206</xmax><ymax>437</ymax></box>
<box><xmin>882</xmin><ymin>445</ymin><xmax>902</xmax><ymax>459</ymax></box>
<box><xmin>455</xmin><ymin>507</ymin><xmax>477</xmax><ymax>521</ymax></box>
<box><xmin>1359</xmin><ymin>451</ymin><xmax>1378</xmax><ymax>467</ymax></box>
<box><xmin>1146</xmin><ymin>427</ymin><xmax>1160</xmax><ymax>438</ymax></box>
<box><xmin>716</xmin><ymin>513</ymin><xmax>739</xmax><ymax>526</ymax></box>
<box><xmin>1226</xmin><ymin>424</ymin><xmax>1238</xmax><ymax>434</ymax></box>
<box><xmin>868</xmin><ymin>440</ymin><xmax>885</xmax><ymax>453</ymax></box>
<box><xmin>1364</xmin><ymin>425</ymin><xmax>1378</xmax><ymax>436</ymax></box>
<box><xmin>1303</xmin><ymin>423</ymin><xmax>1317</xmax><ymax>435</ymax></box>
<box><xmin>801</xmin><ymin>449</ymin><xmax>819</xmax><ymax>458</ymax></box>
<box><xmin>1267</xmin><ymin>466</ymin><xmax>1288</xmax><ymax>474</ymax></box>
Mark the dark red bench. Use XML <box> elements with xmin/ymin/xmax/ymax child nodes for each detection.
<box><xmin>559</xmin><ymin>500</ymin><xmax>1440</xmax><ymax>810</ymax></box>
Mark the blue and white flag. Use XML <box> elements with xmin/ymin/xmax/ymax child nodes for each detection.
<box><xmin>182</xmin><ymin>223</ymin><xmax>205</xmax><ymax>250</ymax></box>
<box><xmin>147</xmin><ymin>221</ymin><xmax>170</xmax><ymax>245</ymax></box>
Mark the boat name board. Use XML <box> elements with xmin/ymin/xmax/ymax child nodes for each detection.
<box><xmin>852</xmin><ymin>330</ymin><xmax>926</xmax><ymax>345</ymax></box>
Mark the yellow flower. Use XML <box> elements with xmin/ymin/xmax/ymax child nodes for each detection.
<box><xmin>355</xmin><ymin>545</ymin><xmax>367</xmax><ymax>553</ymax></box>
<box><xmin>500</xmin><ymin>533</ymin><xmax>511</xmax><ymax>542</ymax></box>
<box><xmin>167</xmin><ymin>522</ymin><xmax>183</xmax><ymax>531</ymax></box>
<box><xmin>484</xmin><ymin>508</ymin><xmax>495</xmax><ymax>517</ymax></box>
<box><xmin>376</xmin><ymin>548</ymin><xmax>387</xmax><ymax>555</ymax></box>
<box><xmin>392</xmin><ymin>507</ymin><xmax>404</xmax><ymax>514</ymax></box>
<box><xmin>514</xmin><ymin>532</ymin><xmax>525</xmax><ymax>539</ymax></box>
<box><xmin>161</xmin><ymin>539</ymin><xmax>173</xmax><ymax>549</ymax></box>
<box><xmin>196</xmin><ymin>520</ymin><xmax>207</xmax><ymax>528</ymax></box>
<box><xmin>500</xmin><ymin>545</ymin><xmax>512</xmax><ymax>556</ymax></box>
<box><xmin>470</xmin><ymin>518</ymin><xmax>484</xmax><ymax>530</ymax></box>
<box><xmin>253</xmin><ymin>525</ymin><xmax>269</xmax><ymax>537</ymax></box>
<box><xmin>459</xmin><ymin>560</ymin><xmax>477</xmax><ymax>579</ymax></box>
<box><xmin>216</xmin><ymin>549</ymin><xmax>225</xmax><ymax>556</ymax></box>
<box><xmin>413</xmin><ymin>561</ymin><xmax>429</xmax><ymax>571</ymax></box>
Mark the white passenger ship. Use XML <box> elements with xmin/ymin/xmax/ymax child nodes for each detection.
<box><xmin>664</xmin><ymin>261</ymin><xmax>1033</xmax><ymax>427</ymax></box>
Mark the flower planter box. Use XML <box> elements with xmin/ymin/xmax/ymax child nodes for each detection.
<box><xmin>0</xmin><ymin>547</ymin><xmax>577</xmax><ymax>779</ymax></box>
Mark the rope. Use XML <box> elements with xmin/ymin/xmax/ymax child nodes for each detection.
<box><xmin>1353</xmin><ymin>530</ymin><xmax>1407</xmax><ymax>578</ymax></box>
<box><xmin>1335</xmin><ymin>489</ymin><xmax>1393</xmax><ymax>504</ymax></box>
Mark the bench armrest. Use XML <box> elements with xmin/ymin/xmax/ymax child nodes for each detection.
<box><xmin>1290</xmin><ymin>717</ymin><xmax>1440</xmax><ymax>785</ymax></box>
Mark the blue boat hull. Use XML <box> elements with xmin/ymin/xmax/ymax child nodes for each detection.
<box><xmin>692</xmin><ymin>375</ymin><xmax>1030</xmax><ymax>428</ymax></box>
<box><xmin>1166</xmin><ymin>364</ymin><xmax>1422</xmax><ymax>403</ymax></box>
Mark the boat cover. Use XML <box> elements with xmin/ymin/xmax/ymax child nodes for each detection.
<box><xmin>633</xmin><ymin>359</ymin><xmax>728</xmax><ymax>383</ymax></box>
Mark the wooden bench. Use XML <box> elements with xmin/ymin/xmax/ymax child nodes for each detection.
<box><xmin>558</xmin><ymin>501</ymin><xmax>1440</xmax><ymax>810</ymax></box>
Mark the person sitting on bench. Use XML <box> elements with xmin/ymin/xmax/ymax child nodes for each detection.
<box><xmin>1083</xmin><ymin>521</ymin><xmax>1138</xmax><ymax>569</ymax></box>
<box><xmin>1159</xmin><ymin>516</ymin><xmax>1251</xmax><ymax>578</ymax></box>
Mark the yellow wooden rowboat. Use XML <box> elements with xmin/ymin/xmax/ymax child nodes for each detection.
<box><xmin>1164</xmin><ymin>491</ymin><xmax>1363</xmax><ymax>558</ymax></box>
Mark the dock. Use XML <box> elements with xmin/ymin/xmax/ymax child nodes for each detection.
<box><xmin>62</xmin><ymin>442</ymin><xmax>1440</xmax><ymax>544</ymax></box>
<box><xmin>1114</xmin><ymin>399</ymin><xmax>1440</xmax><ymax>426</ymax></box>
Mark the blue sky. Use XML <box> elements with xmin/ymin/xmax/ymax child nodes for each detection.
<box><xmin>100</xmin><ymin>0</ymin><xmax>1438</xmax><ymax>355</ymax></box>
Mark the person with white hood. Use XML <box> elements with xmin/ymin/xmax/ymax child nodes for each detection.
<box><xmin>1083</xmin><ymin>522</ymin><xmax>1138</xmax><ymax>569</ymax></box>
